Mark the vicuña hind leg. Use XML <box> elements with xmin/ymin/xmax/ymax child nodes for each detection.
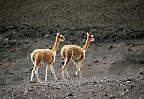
<box><xmin>78</xmin><ymin>61</ymin><xmax>83</xmax><ymax>79</ymax></box>
<box><xmin>62</xmin><ymin>59</ymin><xmax>71</xmax><ymax>79</ymax></box>
<box><xmin>49</xmin><ymin>65</ymin><xmax>57</xmax><ymax>80</ymax></box>
<box><xmin>35</xmin><ymin>67</ymin><xmax>41</xmax><ymax>82</ymax></box>
<box><xmin>30</xmin><ymin>65</ymin><xmax>41</xmax><ymax>82</ymax></box>
<box><xmin>30</xmin><ymin>69</ymin><xmax>34</xmax><ymax>82</ymax></box>
<box><xmin>30</xmin><ymin>64</ymin><xmax>37</xmax><ymax>82</ymax></box>
<box><xmin>62</xmin><ymin>61</ymin><xmax>67</xmax><ymax>79</ymax></box>
<box><xmin>73</xmin><ymin>60</ymin><xmax>79</xmax><ymax>76</ymax></box>
<box><xmin>45</xmin><ymin>65</ymin><xmax>49</xmax><ymax>81</ymax></box>
<box><xmin>74</xmin><ymin>61</ymin><xmax>83</xmax><ymax>78</ymax></box>
<box><xmin>61</xmin><ymin>48</ymin><xmax>72</xmax><ymax>79</ymax></box>
<box><xmin>66</xmin><ymin>67</ymin><xmax>71</xmax><ymax>79</ymax></box>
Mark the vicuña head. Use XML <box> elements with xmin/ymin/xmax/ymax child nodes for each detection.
<box><xmin>30</xmin><ymin>32</ymin><xmax>65</xmax><ymax>83</ymax></box>
<box><xmin>61</xmin><ymin>32</ymin><xmax>94</xmax><ymax>79</ymax></box>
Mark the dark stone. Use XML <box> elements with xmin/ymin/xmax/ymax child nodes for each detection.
<box><xmin>68</xmin><ymin>93</ymin><xmax>73</xmax><ymax>96</ymax></box>
<box><xmin>140</xmin><ymin>72</ymin><xmax>144</xmax><ymax>75</ymax></box>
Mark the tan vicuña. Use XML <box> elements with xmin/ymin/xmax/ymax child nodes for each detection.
<box><xmin>30</xmin><ymin>33</ymin><xmax>65</xmax><ymax>83</ymax></box>
<box><xmin>61</xmin><ymin>32</ymin><xmax>94</xmax><ymax>79</ymax></box>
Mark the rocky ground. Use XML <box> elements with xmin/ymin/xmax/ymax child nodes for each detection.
<box><xmin>0</xmin><ymin>23</ymin><xmax>144</xmax><ymax>99</ymax></box>
<box><xmin>1</xmin><ymin>74</ymin><xmax>144</xmax><ymax>99</ymax></box>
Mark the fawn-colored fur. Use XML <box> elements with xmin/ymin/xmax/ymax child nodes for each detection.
<box><xmin>30</xmin><ymin>33</ymin><xmax>65</xmax><ymax>82</ymax></box>
<box><xmin>61</xmin><ymin>32</ymin><xmax>94</xmax><ymax>79</ymax></box>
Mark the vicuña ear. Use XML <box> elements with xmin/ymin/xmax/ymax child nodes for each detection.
<box><xmin>87</xmin><ymin>32</ymin><xmax>90</xmax><ymax>36</ymax></box>
<box><xmin>87</xmin><ymin>32</ymin><xmax>89</xmax><ymax>35</ymax></box>
<box><xmin>57</xmin><ymin>32</ymin><xmax>60</xmax><ymax>36</ymax></box>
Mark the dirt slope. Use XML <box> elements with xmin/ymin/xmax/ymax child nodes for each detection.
<box><xmin>0</xmin><ymin>24</ymin><xmax>144</xmax><ymax>98</ymax></box>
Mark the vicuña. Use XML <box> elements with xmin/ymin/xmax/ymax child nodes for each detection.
<box><xmin>30</xmin><ymin>33</ymin><xmax>65</xmax><ymax>82</ymax></box>
<box><xmin>61</xmin><ymin>32</ymin><xmax>94</xmax><ymax>79</ymax></box>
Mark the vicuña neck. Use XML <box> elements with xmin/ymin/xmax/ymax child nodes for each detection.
<box><xmin>82</xmin><ymin>36</ymin><xmax>90</xmax><ymax>51</ymax></box>
<box><xmin>52</xmin><ymin>37</ymin><xmax>60</xmax><ymax>52</ymax></box>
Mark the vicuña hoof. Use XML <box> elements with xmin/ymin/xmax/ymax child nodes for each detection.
<box><xmin>80</xmin><ymin>76</ymin><xmax>84</xmax><ymax>79</ymax></box>
<box><xmin>73</xmin><ymin>74</ymin><xmax>77</xmax><ymax>77</ymax></box>
<box><xmin>30</xmin><ymin>81</ymin><xmax>37</xmax><ymax>84</ymax></box>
